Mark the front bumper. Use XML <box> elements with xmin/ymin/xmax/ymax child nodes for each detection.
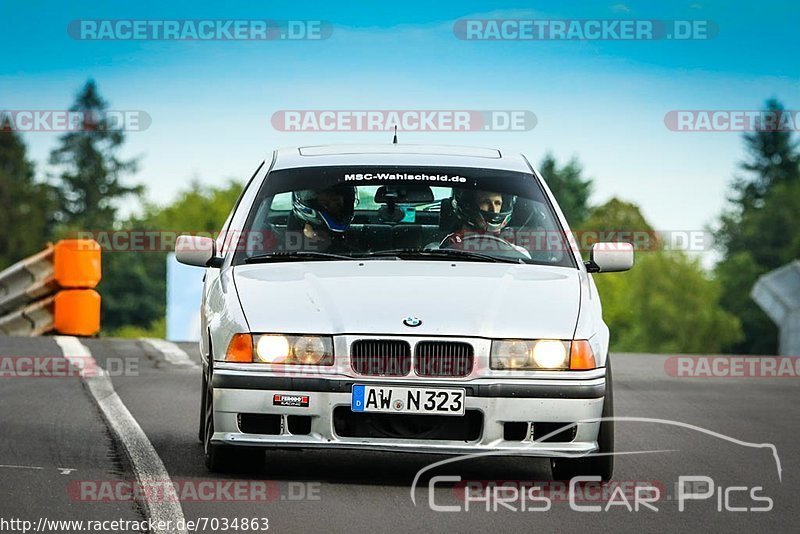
<box><xmin>210</xmin><ymin>370</ymin><xmax>606</xmax><ymax>457</ymax></box>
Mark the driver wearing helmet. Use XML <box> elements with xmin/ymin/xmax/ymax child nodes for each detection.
<box><xmin>291</xmin><ymin>185</ymin><xmax>357</xmax><ymax>252</ymax></box>
<box><xmin>441</xmin><ymin>189</ymin><xmax>530</xmax><ymax>258</ymax></box>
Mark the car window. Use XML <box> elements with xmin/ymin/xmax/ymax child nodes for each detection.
<box><xmin>233</xmin><ymin>166</ymin><xmax>576</xmax><ymax>268</ymax></box>
<box><xmin>218</xmin><ymin>161</ymin><xmax>267</xmax><ymax>257</ymax></box>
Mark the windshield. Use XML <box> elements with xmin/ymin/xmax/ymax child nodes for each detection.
<box><xmin>232</xmin><ymin>166</ymin><xmax>576</xmax><ymax>268</ymax></box>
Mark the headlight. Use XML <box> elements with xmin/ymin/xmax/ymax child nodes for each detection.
<box><xmin>491</xmin><ymin>339</ymin><xmax>570</xmax><ymax>370</ymax></box>
<box><xmin>292</xmin><ymin>336</ymin><xmax>330</xmax><ymax>364</ymax></box>
<box><xmin>253</xmin><ymin>334</ymin><xmax>334</xmax><ymax>365</ymax></box>
<box><xmin>532</xmin><ymin>339</ymin><xmax>569</xmax><ymax>368</ymax></box>
<box><xmin>255</xmin><ymin>335</ymin><xmax>291</xmax><ymax>363</ymax></box>
<box><xmin>491</xmin><ymin>340</ymin><xmax>532</xmax><ymax>369</ymax></box>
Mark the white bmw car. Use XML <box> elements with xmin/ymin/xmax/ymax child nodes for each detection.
<box><xmin>176</xmin><ymin>144</ymin><xmax>633</xmax><ymax>479</ymax></box>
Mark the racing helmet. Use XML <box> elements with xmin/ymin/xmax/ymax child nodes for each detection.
<box><xmin>292</xmin><ymin>185</ymin><xmax>357</xmax><ymax>234</ymax></box>
<box><xmin>452</xmin><ymin>189</ymin><xmax>516</xmax><ymax>233</ymax></box>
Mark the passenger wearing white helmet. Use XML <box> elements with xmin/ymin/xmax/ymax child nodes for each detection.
<box><xmin>440</xmin><ymin>188</ymin><xmax>530</xmax><ymax>258</ymax></box>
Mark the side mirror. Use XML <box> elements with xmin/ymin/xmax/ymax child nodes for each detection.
<box><xmin>585</xmin><ymin>242</ymin><xmax>634</xmax><ymax>273</ymax></box>
<box><xmin>175</xmin><ymin>235</ymin><xmax>222</xmax><ymax>268</ymax></box>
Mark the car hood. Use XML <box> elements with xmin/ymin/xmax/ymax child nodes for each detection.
<box><xmin>233</xmin><ymin>261</ymin><xmax>581</xmax><ymax>339</ymax></box>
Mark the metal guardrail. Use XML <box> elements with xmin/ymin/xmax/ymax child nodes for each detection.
<box><xmin>0</xmin><ymin>246</ymin><xmax>57</xmax><ymax>314</ymax></box>
<box><xmin>0</xmin><ymin>240</ymin><xmax>101</xmax><ymax>336</ymax></box>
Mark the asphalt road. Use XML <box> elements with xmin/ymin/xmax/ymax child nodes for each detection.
<box><xmin>0</xmin><ymin>336</ymin><xmax>796</xmax><ymax>533</ymax></box>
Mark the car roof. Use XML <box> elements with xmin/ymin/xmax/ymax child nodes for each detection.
<box><xmin>271</xmin><ymin>144</ymin><xmax>533</xmax><ymax>173</ymax></box>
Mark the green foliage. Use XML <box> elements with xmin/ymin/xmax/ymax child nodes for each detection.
<box><xmin>99</xmin><ymin>245</ymin><xmax>166</xmax><ymax>331</ymax></box>
<box><xmin>714</xmin><ymin>99</ymin><xmax>800</xmax><ymax>354</ymax></box>
<box><xmin>728</xmin><ymin>99</ymin><xmax>799</xmax><ymax>213</ymax></box>
<box><xmin>715</xmin><ymin>252</ymin><xmax>778</xmax><ymax>354</ymax></box>
<box><xmin>539</xmin><ymin>153</ymin><xmax>593</xmax><ymax>228</ymax></box>
<box><xmin>595</xmin><ymin>251</ymin><xmax>742</xmax><ymax>353</ymax></box>
<box><xmin>579</xmin><ymin>198</ymin><xmax>656</xmax><ymax>258</ymax></box>
<box><xmin>106</xmin><ymin>316</ymin><xmax>166</xmax><ymax>339</ymax></box>
<box><xmin>0</xmin><ymin>123</ymin><xmax>58</xmax><ymax>268</ymax></box>
<box><xmin>718</xmin><ymin>179</ymin><xmax>800</xmax><ymax>269</ymax></box>
<box><xmin>581</xmin><ymin>198</ymin><xmax>654</xmax><ymax>235</ymax></box>
<box><xmin>49</xmin><ymin>80</ymin><xmax>143</xmax><ymax>230</ymax></box>
<box><xmin>141</xmin><ymin>179</ymin><xmax>243</xmax><ymax>231</ymax></box>
<box><xmin>98</xmin><ymin>180</ymin><xmax>243</xmax><ymax>333</ymax></box>
<box><xmin>584</xmin><ymin>198</ymin><xmax>742</xmax><ymax>353</ymax></box>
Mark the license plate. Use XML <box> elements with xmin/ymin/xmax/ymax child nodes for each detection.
<box><xmin>351</xmin><ymin>384</ymin><xmax>466</xmax><ymax>416</ymax></box>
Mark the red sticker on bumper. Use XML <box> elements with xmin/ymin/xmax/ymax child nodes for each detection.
<box><xmin>273</xmin><ymin>394</ymin><xmax>310</xmax><ymax>407</ymax></box>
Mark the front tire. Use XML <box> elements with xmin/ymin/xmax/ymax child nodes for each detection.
<box><xmin>202</xmin><ymin>365</ymin><xmax>264</xmax><ymax>472</ymax></box>
<box><xmin>198</xmin><ymin>369</ymin><xmax>207</xmax><ymax>443</ymax></box>
<box><xmin>550</xmin><ymin>361</ymin><xmax>614</xmax><ymax>481</ymax></box>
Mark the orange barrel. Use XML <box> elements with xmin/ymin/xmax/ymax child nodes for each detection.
<box><xmin>54</xmin><ymin>289</ymin><xmax>101</xmax><ymax>336</ymax></box>
<box><xmin>54</xmin><ymin>239</ymin><xmax>102</xmax><ymax>288</ymax></box>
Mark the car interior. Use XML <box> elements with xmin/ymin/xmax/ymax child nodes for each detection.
<box><xmin>246</xmin><ymin>183</ymin><xmax>558</xmax><ymax>257</ymax></box>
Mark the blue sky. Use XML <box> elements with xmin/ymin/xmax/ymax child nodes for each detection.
<box><xmin>1</xmin><ymin>0</ymin><xmax>798</xmax><ymax>266</ymax></box>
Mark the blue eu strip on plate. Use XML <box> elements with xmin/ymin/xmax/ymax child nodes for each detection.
<box><xmin>351</xmin><ymin>384</ymin><xmax>365</xmax><ymax>412</ymax></box>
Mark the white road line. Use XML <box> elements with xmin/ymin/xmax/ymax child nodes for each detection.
<box><xmin>0</xmin><ymin>465</ymin><xmax>76</xmax><ymax>474</ymax></box>
<box><xmin>0</xmin><ymin>464</ymin><xmax>44</xmax><ymax>470</ymax></box>
<box><xmin>142</xmin><ymin>338</ymin><xmax>200</xmax><ymax>369</ymax></box>
<box><xmin>54</xmin><ymin>336</ymin><xmax>187</xmax><ymax>534</ymax></box>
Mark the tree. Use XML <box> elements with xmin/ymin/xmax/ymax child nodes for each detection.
<box><xmin>726</xmin><ymin>99</ymin><xmax>798</xmax><ymax>214</ymax></box>
<box><xmin>0</xmin><ymin>121</ymin><xmax>57</xmax><ymax>268</ymax></box>
<box><xmin>714</xmin><ymin>99</ymin><xmax>800</xmax><ymax>354</ymax></box>
<box><xmin>100</xmin><ymin>180</ymin><xmax>243</xmax><ymax>333</ymax></box>
<box><xmin>49</xmin><ymin>79</ymin><xmax>143</xmax><ymax>230</ymax></box>
<box><xmin>538</xmin><ymin>153</ymin><xmax>593</xmax><ymax>227</ymax></box>
<box><xmin>585</xmin><ymin>198</ymin><xmax>742</xmax><ymax>353</ymax></box>
<box><xmin>596</xmin><ymin>251</ymin><xmax>742</xmax><ymax>353</ymax></box>
<box><xmin>579</xmin><ymin>198</ymin><xmax>658</xmax><ymax>256</ymax></box>
<box><xmin>143</xmin><ymin>179</ymin><xmax>243</xmax><ymax>231</ymax></box>
<box><xmin>581</xmin><ymin>198</ymin><xmax>653</xmax><ymax>236</ymax></box>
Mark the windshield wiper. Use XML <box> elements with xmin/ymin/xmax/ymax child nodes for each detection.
<box><xmin>359</xmin><ymin>248</ymin><xmax>524</xmax><ymax>264</ymax></box>
<box><xmin>244</xmin><ymin>251</ymin><xmax>356</xmax><ymax>263</ymax></box>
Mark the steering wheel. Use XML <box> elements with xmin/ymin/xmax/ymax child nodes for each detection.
<box><xmin>444</xmin><ymin>233</ymin><xmax>530</xmax><ymax>259</ymax></box>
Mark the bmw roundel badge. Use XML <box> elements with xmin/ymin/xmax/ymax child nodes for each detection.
<box><xmin>403</xmin><ymin>316</ymin><xmax>422</xmax><ymax>327</ymax></box>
